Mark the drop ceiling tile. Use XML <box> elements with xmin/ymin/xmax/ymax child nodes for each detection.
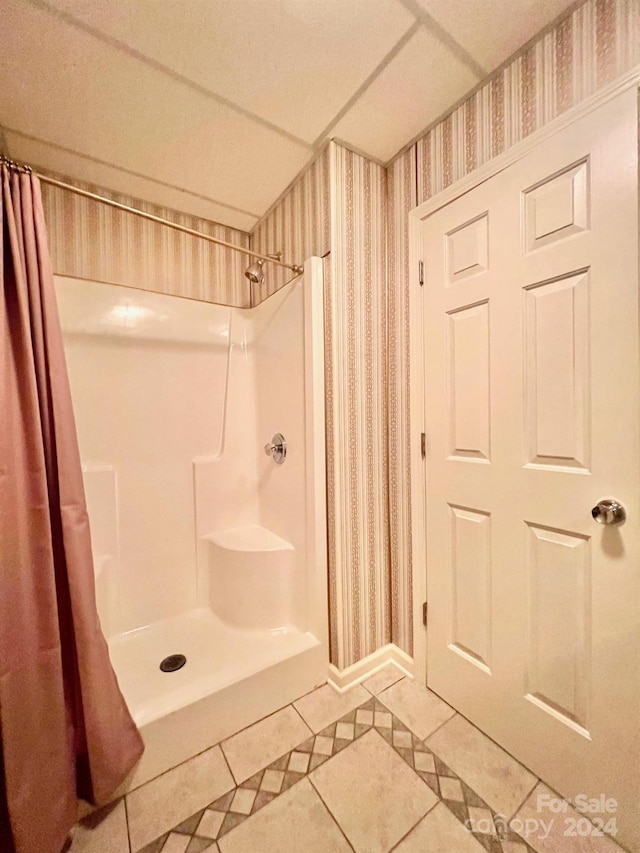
<box><xmin>44</xmin><ymin>0</ymin><xmax>416</xmax><ymax>144</ymax></box>
<box><xmin>417</xmin><ymin>0</ymin><xmax>575</xmax><ymax>71</ymax></box>
<box><xmin>3</xmin><ymin>132</ymin><xmax>257</xmax><ymax>232</ymax></box>
<box><xmin>331</xmin><ymin>26</ymin><xmax>481</xmax><ymax>162</ymax></box>
<box><xmin>0</xmin><ymin>0</ymin><xmax>310</xmax><ymax>220</ymax></box>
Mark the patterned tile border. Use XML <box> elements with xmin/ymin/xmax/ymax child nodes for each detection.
<box><xmin>136</xmin><ymin>693</ymin><xmax>536</xmax><ymax>853</ymax></box>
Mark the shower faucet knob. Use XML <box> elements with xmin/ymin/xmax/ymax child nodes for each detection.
<box><xmin>264</xmin><ymin>433</ymin><xmax>287</xmax><ymax>464</ymax></box>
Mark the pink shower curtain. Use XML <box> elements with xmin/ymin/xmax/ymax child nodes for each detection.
<box><xmin>0</xmin><ymin>162</ymin><xmax>144</xmax><ymax>853</ymax></box>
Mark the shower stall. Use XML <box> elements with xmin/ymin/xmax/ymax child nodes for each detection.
<box><xmin>55</xmin><ymin>258</ymin><xmax>328</xmax><ymax>792</ymax></box>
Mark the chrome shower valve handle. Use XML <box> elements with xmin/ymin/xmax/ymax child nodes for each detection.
<box><xmin>264</xmin><ymin>433</ymin><xmax>287</xmax><ymax>464</ymax></box>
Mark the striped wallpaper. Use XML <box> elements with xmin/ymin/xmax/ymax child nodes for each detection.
<box><xmin>40</xmin><ymin>171</ymin><xmax>252</xmax><ymax>307</ymax></box>
<box><xmin>327</xmin><ymin>144</ymin><xmax>389</xmax><ymax>668</ymax></box>
<box><xmin>414</xmin><ymin>0</ymin><xmax>639</xmax><ymax>203</ymax></box>
<box><xmin>387</xmin><ymin>0</ymin><xmax>640</xmax><ymax>658</ymax></box>
<box><xmin>249</xmin><ymin>147</ymin><xmax>330</xmax><ymax>302</ymax></box>
<box><xmin>386</xmin><ymin>148</ymin><xmax>417</xmax><ymax>656</ymax></box>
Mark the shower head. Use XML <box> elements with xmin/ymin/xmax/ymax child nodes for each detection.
<box><xmin>244</xmin><ymin>258</ymin><xmax>265</xmax><ymax>285</ymax></box>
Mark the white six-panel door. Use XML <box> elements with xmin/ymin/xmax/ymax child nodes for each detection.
<box><xmin>420</xmin><ymin>89</ymin><xmax>639</xmax><ymax>849</ymax></box>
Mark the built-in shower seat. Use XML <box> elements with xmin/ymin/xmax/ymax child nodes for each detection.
<box><xmin>204</xmin><ymin>525</ymin><xmax>295</xmax><ymax>630</ymax></box>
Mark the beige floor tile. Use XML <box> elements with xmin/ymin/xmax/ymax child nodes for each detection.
<box><xmin>70</xmin><ymin>800</ymin><xmax>129</xmax><ymax>853</ymax></box>
<box><xmin>221</xmin><ymin>705</ymin><xmax>311</xmax><ymax>784</ymax></box>
<box><xmin>362</xmin><ymin>665</ymin><xmax>406</xmax><ymax>695</ymax></box>
<box><xmin>356</xmin><ymin>708</ymin><xmax>373</xmax><ymax>726</ymax></box>
<box><xmin>335</xmin><ymin>721</ymin><xmax>355</xmax><ymax>740</ymax></box>
<box><xmin>127</xmin><ymin>745</ymin><xmax>234</xmax><ymax>851</ymax></box>
<box><xmin>393</xmin><ymin>730</ymin><xmax>413</xmax><ymax>749</ymax></box>
<box><xmin>513</xmin><ymin>783</ymin><xmax>625</xmax><ymax>852</ymax></box>
<box><xmin>293</xmin><ymin>683</ymin><xmax>369</xmax><ymax>732</ymax></box>
<box><xmin>438</xmin><ymin>776</ymin><xmax>464</xmax><ymax>802</ymax></box>
<box><xmin>311</xmin><ymin>728</ymin><xmax>436</xmax><ymax>852</ymax></box>
<box><xmin>413</xmin><ymin>752</ymin><xmax>436</xmax><ymax>773</ymax></box>
<box><xmin>218</xmin><ymin>778</ymin><xmax>350</xmax><ymax>853</ymax></box>
<box><xmin>260</xmin><ymin>769</ymin><xmax>284</xmax><ymax>793</ymax></box>
<box><xmin>313</xmin><ymin>735</ymin><xmax>334</xmax><ymax>755</ymax></box>
<box><xmin>230</xmin><ymin>788</ymin><xmax>256</xmax><ymax>815</ymax></box>
<box><xmin>377</xmin><ymin>678</ymin><xmax>456</xmax><ymax>740</ymax></box>
<box><xmin>394</xmin><ymin>802</ymin><xmax>485</xmax><ymax>852</ymax></box>
<box><xmin>426</xmin><ymin>715</ymin><xmax>537</xmax><ymax>819</ymax></box>
<box><xmin>287</xmin><ymin>751</ymin><xmax>310</xmax><ymax>773</ymax></box>
<box><xmin>161</xmin><ymin>834</ymin><xmax>190</xmax><ymax>853</ymax></box>
<box><xmin>468</xmin><ymin>806</ymin><xmax>495</xmax><ymax>835</ymax></box>
<box><xmin>197</xmin><ymin>809</ymin><xmax>225</xmax><ymax>838</ymax></box>
<box><xmin>374</xmin><ymin>710</ymin><xmax>392</xmax><ymax>728</ymax></box>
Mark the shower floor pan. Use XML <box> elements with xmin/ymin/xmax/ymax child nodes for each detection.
<box><xmin>108</xmin><ymin>607</ymin><xmax>324</xmax><ymax>792</ymax></box>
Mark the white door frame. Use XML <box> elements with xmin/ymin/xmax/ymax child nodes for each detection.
<box><xmin>408</xmin><ymin>66</ymin><xmax>640</xmax><ymax>686</ymax></box>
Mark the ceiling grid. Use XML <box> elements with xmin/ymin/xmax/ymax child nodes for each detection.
<box><xmin>0</xmin><ymin>0</ymin><xmax>576</xmax><ymax>230</ymax></box>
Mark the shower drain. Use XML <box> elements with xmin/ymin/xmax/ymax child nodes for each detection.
<box><xmin>159</xmin><ymin>654</ymin><xmax>187</xmax><ymax>673</ymax></box>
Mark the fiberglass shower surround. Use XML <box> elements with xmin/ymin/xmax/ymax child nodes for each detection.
<box><xmin>55</xmin><ymin>261</ymin><xmax>328</xmax><ymax>790</ymax></box>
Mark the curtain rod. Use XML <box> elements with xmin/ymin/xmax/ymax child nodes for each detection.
<box><xmin>0</xmin><ymin>156</ymin><xmax>303</xmax><ymax>275</ymax></box>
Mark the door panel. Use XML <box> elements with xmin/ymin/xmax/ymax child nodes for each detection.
<box><xmin>524</xmin><ymin>522</ymin><xmax>590</xmax><ymax>735</ymax></box>
<box><xmin>449</xmin><ymin>504</ymin><xmax>492</xmax><ymax>673</ymax></box>
<box><xmin>523</xmin><ymin>271</ymin><xmax>590</xmax><ymax>471</ymax></box>
<box><xmin>447</xmin><ymin>301</ymin><xmax>491</xmax><ymax>461</ymax></box>
<box><xmin>421</xmin><ymin>89</ymin><xmax>639</xmax><ymax>850</ymax></box>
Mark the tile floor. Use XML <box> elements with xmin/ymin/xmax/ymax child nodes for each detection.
<box><xmin>69</xmin><ymin>666</ymin><xmax>624</xmax><ymax>853</ymax></box>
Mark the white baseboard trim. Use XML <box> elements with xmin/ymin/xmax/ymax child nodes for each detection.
<box><xmin>327</xmin><ymin>643</ymin><xmax>415</xmax><ymax>693</ymax></box>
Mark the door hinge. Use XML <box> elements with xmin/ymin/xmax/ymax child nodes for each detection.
<box><xmin>422</xmin><ymin>601</ymin><xmax>428</xmax><ymax>626</ymax></box>
<box><xmin>421</xmin><ymin>432</ymin><xmax>426</xmax><ymax>459</ymax></box>
<box><xmin>418</xmin><ymin>260</ymin><xmax>424</xmax><ymax>286</ymax></box>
